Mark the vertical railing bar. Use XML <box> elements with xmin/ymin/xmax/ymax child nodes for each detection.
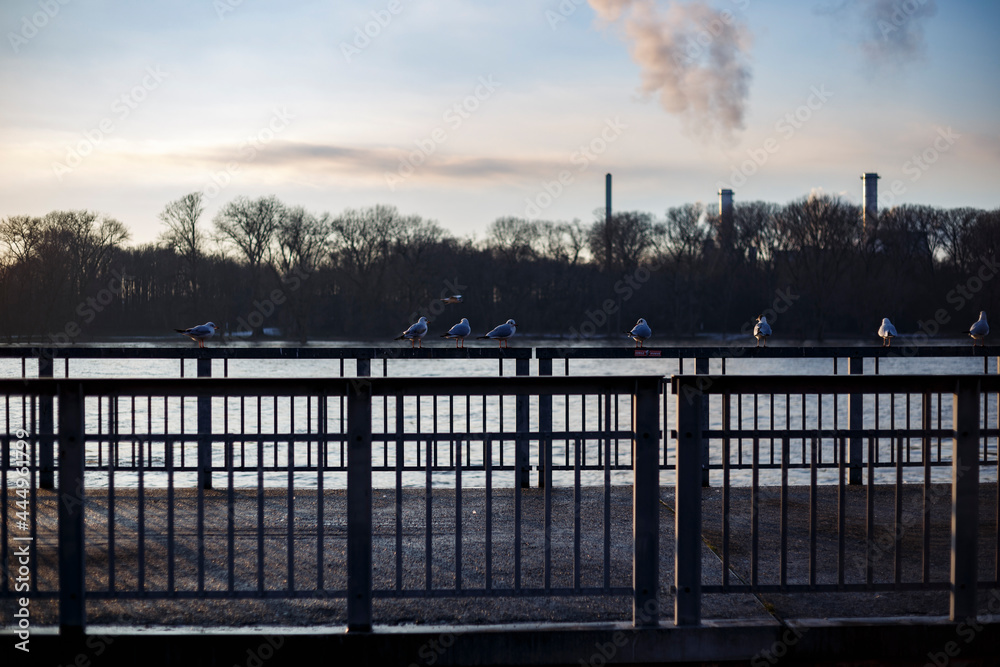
<box><xmin>951</xmin><ymin>379</ymin><xmax>980</xmax><ymax>621</ymax></box>
<box><xmin>485</xmin><ymin>433</ymin><xmax>493</xmax><ymax>592</ymax></box>
<box><xmin>722</xmin><ymin>392</ymin><xmax>730</xmax><ymax>589</ymax></box>
<box><xmin>674</xmin><ymin>377</ymin><xmax>699</xmax><ymax>626</ymax></box>
<box><xmin>838</xmin><ymin>434</ymin><xmax>846</xmax><ymax>589</ymax></box>
<box><xmin>425</xmin><ymin>432</ymin><xmax>433</xmax><ymax>592</ymax></box>
<box><xmin>866</xmin><ymin>434</ymin><xmax>874</xmax><ymax>588</ymax></box>
<box><xmin>604</xmin><ymin>396</ymin><xmax>612</xmax><ymax>593</ymax></box>
<box><xmin>574</xmin><ymin>435</ymin><xmax>581</xmax><ymax>592</ymax></box>
<box><xmin>347</xmin><ymin>378</ymin><xmax>373</xmax><ymax>632</ymax></box>
<box><xmin>287</xmin><ymin>396</ymin><xmax>295</xmax><ymax>594</ymax></box>
<box><xmin>395</xmin><ymin>396</ymin><xmax>403</xmax><ymax>593</ymax></box>
<box><xmin>317</xmin><ymin>394</ymin><xmax>326</xmax><ymax>594</ymax></box>
<box><xmin>107</xmin><ymin>399</ymin><xmax>116</xmax><ymax>594</ymax></box>
<box><xmin>226</xmin><ymin>390</ymin><xmax>234</xmax><ymax>594</ymax></box>
<box><xmin>894</xmin><ymin>429</ymin><xmax>903</xmax><ymax>588</ymax></box>
<box><xmin>809</xmin><ymin>433</ymin><xmax>817</xmax><ymax>588</ymax></box>
<box><xmin>57</xmin><ymin>382</ymin><xmax>85</xmax><ymax>635</ymax></box>
<box><xmin>922</xmin><ymin>391</ymin><xmax>931</xmax><ymax>585</ymax></box>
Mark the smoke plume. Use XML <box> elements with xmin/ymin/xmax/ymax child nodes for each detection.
<box><xmin>589</xmin><ymin>0</ymin><xmax>752</xmax><ymax>142</ymax></box>
<box><xmin>858</xmin><ymin>0</ymin><xmax>937</xmax><ymax>67</ymax></box>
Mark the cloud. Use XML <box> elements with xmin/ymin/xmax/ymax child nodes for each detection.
<box><xmin>588</xmin><ymin>0</ymin><xmax>752</xmax><ymax>142</ymax></box>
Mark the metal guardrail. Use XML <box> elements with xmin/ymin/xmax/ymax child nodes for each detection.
<box><xmin>0</xmin><ymin>375</ymin><xmax>661</xmax><ymax>635</ymax></box>
<box><xmin>671</xmin><ymin>373</ymin><xmax>1000</xmax><ymax>625</ymax></box>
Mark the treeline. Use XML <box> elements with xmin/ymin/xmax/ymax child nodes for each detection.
<box><xmin>0</xmin><ymin>192</ymin><xmax>997</xmax><ymax>344</ymax></box>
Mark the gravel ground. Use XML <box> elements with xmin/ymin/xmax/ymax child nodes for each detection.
<box><xmin>2</xmin><ymin>483</ymin><xmax>996</xmax><ymax>628</ymax></box>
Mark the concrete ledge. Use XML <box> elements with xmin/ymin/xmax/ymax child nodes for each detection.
<box><xmin>4</xmin><ymin>617</ymin><xmax>1000</xmax><ymax>666</ymax></box>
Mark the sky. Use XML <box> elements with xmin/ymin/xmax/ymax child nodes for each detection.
<box><xmin>1</xmin><ymin>0</ymin><xmax>998</xmax><ymax>246</ymax></box>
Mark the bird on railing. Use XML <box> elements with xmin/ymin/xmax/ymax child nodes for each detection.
<box><xmin>625</xmin><ymin>318</ymin><xmax>651</xmax><ymax>348</ymax></box>
<box><xmin>753</xmin><ymin>315</ymin><xmax>772</xmax><ymax>348</ymax></box>
<box><xmin>441</xmin><ymin>318</ymin><xmax>471</xmax><ymax>348</ymax></box>
<box><xmin>394</xmin><ymin>316</ymin><xmax>428</xmax><ymax>348</ymax></box>
<box><xmin>478</xmin><ymin>319</ymin><xmax>517</xmax><ymax>348</ymax></box>
<box><xmin>878</xmin><ymin>317</ymin><xmax>897</xmax><ymax>347</ymax></box>
<box><xmin>967</xmin><ymin>311</ymin><xmax>989</xmax><ymax>347</ymax></box>
<box><xmin>175</xmin><ymin>322</ymin><xmax>218</xmax><ymax>348</ymax></box>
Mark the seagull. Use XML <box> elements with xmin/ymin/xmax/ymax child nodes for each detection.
<box><xmin>175</xmin><ymin>322</ymin><xmax>218</xmax><ymax>348</ymax></box>
<box><xmin>967</xmin><ymin>311</ymin><xmax>989</xmax><ymax>347</ymax></box>
<box><xmin>440</xmin><ymin>295</ymin><xmax>463</xmax><ymax>305</ymax></box>
<box><xmin>478</xmin><ymin>319</ymin><xmax>517</xmax><ymax>348</ymax></box>
<box><xmin>625</xmin><ymin>318</ymin><xmax>651</xmax><ymax>348</ymax></box>
<box><xmin>753</xmin><ymin>315</ymin><xmax>772</xmax><ymax>348</ymax></box>
<box><xmin>441</xmin><ymin>317</ymin><xmax>471</xmax><ymax>348</ymax></box>
<box><xmin>878</xmin><ymin>317</ymin><xmax>897</xmax><ymax>347</ymax></box>
<box><xmin>394</xmin><ymin>316</ymin><xmax>428</xmax><ymax>348</ymax></box>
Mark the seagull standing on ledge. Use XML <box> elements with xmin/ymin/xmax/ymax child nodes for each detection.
<box><xmin>441</xmin><ymin>318</ymin><xmax>471</xmax><ymax>348</ymax></box>
<box><xmin>478</xmin><ymin>319</ymin><xmax>517</xmax><ymax>348</ymax></box>
<box><xmin>967</xmin><ymin>311</ymin><xmax>989</xmax><ymax>347</ymax></box>
<box><xmin>175</xmin><ymin>322</ymin><xmax>218</xmax><ymax>348</ymax></box>
<box><xmin>878</xmin><ymin>317</ymin><xmax>897</xmax><ymax>347</ymax></box>
<box><xmin>753</xmin><ymin>315</ymin><xmax>772</xmax><ymax>348</ymax></box>
<box><xmin>625</xmin><ymin>318</ymin><xmax>651</xmax><ymax>348</ymax></box>
<box><xmin>395</xmin><ymin>316</ymin><xmax>428</xmax><ymax>348</ymax></box>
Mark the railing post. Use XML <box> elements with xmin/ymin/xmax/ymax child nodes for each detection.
<box><xmin>537</xmin><ymin>357</ymin><xmax>552</xmax><ymax>489</ymax></box>
<box><xmin>516</xmin><ymin>357</ymin><xmax>530</xmax><ymax>488</ymax></box>
<box><xmin>848</xmin><ymin>356</ymin><xmax>863</xmax><ymax>485</ymax></box>
<box><xmin>674</xmin><ymin>377</ymin><xmax>702</xmax><ymax>625</ymax></box>
<box><xmin>695</xmin><ymin>357</ymin><xmax>710</xmax><ymax>487</ymax></box>
<box><xmin>38</xmin><ymin>355</ymin><xmax>55</xmax><ymax>489</ymax></box>
<box><xmin>197</xmin><ymin>356</ymin><xmax>212</xmax><ymax>490</ymax></box>
<box><xmin>633</xmin><ymin>377</ymin><xmax>659</xmax><ymax>627</ymax></box>
<box><xmin>950</xmin><ymin>378</ymin><xmax>980</xmax><ymax>621</ymax></box>
<box><xmin>357</xmin><ymin>356</ymin><xmax>370</xmax><ymax>379</ymax></box>
<box><xmin>347</xmin><ymin>378</ymin><xmax>373</xmax><ymax>632</ymax></box>
<box><xmin>57</xmin><ymin>381</ymin><xmax>86</xmax><ymax>636</ymax></box>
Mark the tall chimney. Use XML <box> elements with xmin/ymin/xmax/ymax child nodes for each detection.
<box><xmin>718</xmin><ymin>188</ymin><xmax>734</xmax><ymax>251</ymax></box>
<box><xmin>861</xmin><ymin>172</ymin><xmax>879</xmax><ymax>238</ymax></box>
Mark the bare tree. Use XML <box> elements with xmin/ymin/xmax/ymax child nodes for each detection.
<box><xmin>486</xmin><ymin>216</ymin><xmax>540</xmax><ymax>264</ymax></box>
<box><xmin>159</xmin><ymin>192</ymin><xmax>206</xmax><ymax>303</ymax></box>
<box><xmin>587</xmin><ymin>210</ymin><xmax>654</xmax><ymax>274</ymax></box>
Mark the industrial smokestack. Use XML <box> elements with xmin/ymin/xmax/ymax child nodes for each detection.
<box><xmin>861</xmin><ymin>172</ymin><xmax>879</xmax><ymax>237</ymax></box>
<box><xmin>718</xmin><ymin>188</ymin><xmax>734</xmax><ymax>250</ymax></box>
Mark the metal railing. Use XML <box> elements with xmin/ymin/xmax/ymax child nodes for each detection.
<box><xmin>671</xmin><ymin>373</ymin><xmax>1000</xmax><ymax>625</ymax></box>
<box><xmin>1</xmin><ymin>345</ymin><xmax>995</xmax><ymax>492</ymax></box>
<box><xmin>0</xmin><ymin>375</ymin><xmax>660</xmax><ymax>634</ymax></box>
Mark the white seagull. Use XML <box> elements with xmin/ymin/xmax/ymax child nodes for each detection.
<box><xmin>967</xmin><ymin>311</ymin><xmax>989</xmax><ymax>347</ymax></box>
<box><xmin>394</xmin><ymin>316</ymin><xmax>428</xmax><ymax>348</ymax></box>
<box><xmin>441</xmin><ymin>318</ymin><xmax>472</xmax><ymax>348</ymax></box>
<box><xmin>175</xmin><ymin>322</ymin><xmax>218</xmax><ymax>348</ymax></box>
<box><xmin>440</xmin><ymin>295</ymin><xmax>463</xmax><ymax>305</ymax></box>
<box><xmin>478</xmin><ymin>319</ymin><xmax>517</xmax><ymax>348</ymax></box>
<box><xmin>878</xmin><ymin>317</ymin><xmax>897</xmax><ymax>347</ymax></box>
<box><xmin>625</xmin><ymin>318</ymin><xmax>652</xmax><ymax>348</ymax></box>
<box><xmin>753</xmin><ymin>315</ymin><xmax>772</xmax><ymax>348</ymax></box>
